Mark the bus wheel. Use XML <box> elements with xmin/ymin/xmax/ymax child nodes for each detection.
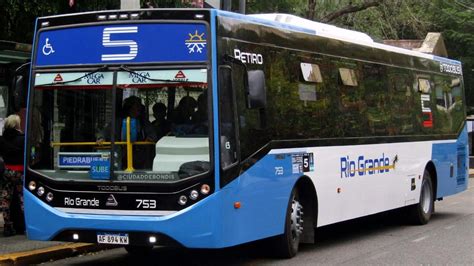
<box><xmin>408</xmin><ymin>170</ymin><xmax>434</xmax><ymax>225</ymax></box>
<box><xmin>124</xmin><ymin>245</ymin><xmax>153</xmax><ymax>256</ymax></box>
<box><xmin>273</xmin><ymin>188</ymin><xmax>304</xmax><ymax>258</ymax></box>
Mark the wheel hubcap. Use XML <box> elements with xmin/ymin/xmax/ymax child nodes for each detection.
<box><xmin>421</xmin><ymin>180</ymin><xmax>432</xmax><ymax>214</ymax></box>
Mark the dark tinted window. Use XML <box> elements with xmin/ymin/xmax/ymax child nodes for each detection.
<box><xmin>219</xmin><ymin>66</ymin><xmax>238</xmax><ymax>168</ymax></box>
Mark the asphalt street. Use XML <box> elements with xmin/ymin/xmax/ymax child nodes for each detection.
<box><xmin>43</xmin><ymin>181</ymin><xmax>474</xmax><ymax>265</ymax></box>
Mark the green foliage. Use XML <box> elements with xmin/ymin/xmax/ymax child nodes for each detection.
<box><xmin>0</xmin><ymin>0</ymin><xmax>189</xmax><ymax>43</ymax></box>
<box><xmin>0</xmin><ymin>0</ymin><xmax>120</xmax><ymax>43</ymax></box>
<box><xmin>323</xmin><ymin>0</ymin><xmax>474</xmax><ymax>108</ymax></box>
<box><xmin>247</xmin><ymin>0</ymin><xmax>306</xmax><ymax>16</ymax></box>
<box><xmin>145</xmin><ymin>0</ymin><xmax>191</xmax><ymax>8</ymax></box>
<box><xmin>330</xmin><ymin>1</ymin><xmax>430</xmax><ymax>40</ymax></box>
<box><xmin>426</xmin><ymin>0</ymin><xmax>474</xmax><ymax>109</ymax></box>
<box><xmin>1</xmin><ymin>1</ymin><xmax>61</xmax><ymax>43</ymax></box>
<box><xmin>248</xmin><ymin>0</ymin><xmax>474</xmax><ymax>109</ymax></box>
<box><xmin>1</xmin><ymin>0</ymin><xmax>472</xmax><ymax>107</ymax></box>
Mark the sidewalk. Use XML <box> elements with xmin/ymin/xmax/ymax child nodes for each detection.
<box><xmin>0</xmin><ymin>235</ymin><xmax>95</xmax><ymax>265</ymax></box>
<box><xmin>0</xmin><ymin>217</ymin><xmax>97</xmax><ymax>265</ymax></box>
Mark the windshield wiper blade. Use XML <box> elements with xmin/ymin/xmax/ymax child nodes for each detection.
<box><xmin>38</xmin><ymin>65</ymin><xmax>108</xmax><ymax>86</ymax></box>
<box><xmin>119</xmin><ymin>65</ymin><xmax>205</xmax><ymax>84</ymax></box>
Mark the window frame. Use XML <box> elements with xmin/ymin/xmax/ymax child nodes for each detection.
<box><xmin>218</xmin><ymin>65</ymin><xmax>240</xmax><ymax>170</ymax></box>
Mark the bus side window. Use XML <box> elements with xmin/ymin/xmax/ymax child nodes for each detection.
<box><xmin>219</xmin><ymin>66</ymin><xmax>238</xmax><ymax>169</ymax></box>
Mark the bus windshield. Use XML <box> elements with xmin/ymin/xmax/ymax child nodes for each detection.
<box><xmin>29</xmin><ymin>68</ymin><xmax>210</xmax><ymax>183</ymax></box>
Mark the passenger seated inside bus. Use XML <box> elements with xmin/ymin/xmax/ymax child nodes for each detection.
<box><xmin>97</xmin><ymin>96</ymin><xmax>157</xmax><ymax>169</ymax></box>
<box><xmin>151</xmin><ymin>102</ymin><xmax>171</xmax><ymax>140</ymax></box>
<box><xmin>171</xmin><ymin>96</ymin><xmax>197</xmax><ymax>136</ymax></box>
<box><xmin>191</xmin><ymin>91</ymin><xmax>208</xmax><ymax>135</ymax></box>
<box><xmin>169</xmin><ymin>92</ymin><xmax>208</xmax><ymax>136</ymax></box>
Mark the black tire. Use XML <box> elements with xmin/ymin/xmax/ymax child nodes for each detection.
<box><xmin>124</xmin><ymin>245</ymin><xmax>154</xmax><ymax>256</ymax></box>
<box><xmin>407</xmin><ymin>170</ymin><xmax>434</xmax><ymax>225</ymax></box>
<box><xmin>272</xmin><ymin>188</ymin><xmax>304</xmax><ymax>258</ymax></box>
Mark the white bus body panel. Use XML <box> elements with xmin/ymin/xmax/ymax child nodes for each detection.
<box><xmin>271</xmin><ymin>140</ymin><xmax>453</xmax><ymax>227</ymax></box>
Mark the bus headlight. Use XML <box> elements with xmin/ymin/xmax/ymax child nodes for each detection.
<box><xmin>46</xmin><ymin>192</ymin><xmax>54</xmax><ymax>202</ymax></box>
<box><xmin>37</xmin><ymin>187</ymin><xmax>45</xmax><ymax>196</ymax></box>
<box><xmin>28</xmin><ymin>181</ymin><xmax>37</xmax><ymax>191</ymax></box>
<box><xmin>190</xmin><ymin>190</ymin><xmax>199</xmax><ymax>200</ymax></box>
<box><xmin>178</xmin><ymin>195</ymin><xmax>187</xmax><ymax>206</ymax></box>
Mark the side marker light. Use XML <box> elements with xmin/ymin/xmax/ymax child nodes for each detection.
<box><xmin>46</xmin><ymin>192</ymin><xmax>54</xmax><ymax>202</ymax></box>
<box><xmin>178</xmin><ymin>195</ymin><xmax>187</xmax><ymax>206</ymax></box>
<box><xmin>190</xmin><ymin>190</ymin><xmax>199</xmax><ymax>200</ymax></box>
<box><xmin>28</xmin><ymin>181</ymin><xmax>37</xmax><ymax>191</ymax></box>
<box><xmin>37</xmin><ymin>187</ymin><xmax>45</xmax><ymax>196</ymax></box>
<box><xmin>201</xmin><ymin>184</ymin><xmax>210</xmax><ymax>195</ymax></box>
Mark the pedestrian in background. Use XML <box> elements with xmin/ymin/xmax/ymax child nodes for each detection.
<box><xmin>0</xmin><ymin>114</ymin><xmax>25</xmax><ymax>236</ymax></box>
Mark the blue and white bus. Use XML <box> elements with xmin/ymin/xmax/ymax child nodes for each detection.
<box><xmin>23</xmin><ymin>9</ymin><xmax>468</xmax><ymax>257</ymax></box>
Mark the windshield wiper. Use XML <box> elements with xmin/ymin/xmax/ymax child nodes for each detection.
<box><xmin>119</xmin><ymin>65</ymin><xmax>205</xmax><ymax>84</ymax></box>
<box><xmin>38</xmin><ymin>65</ymin><xmax>108</xmax><ymax>86</ymax></box>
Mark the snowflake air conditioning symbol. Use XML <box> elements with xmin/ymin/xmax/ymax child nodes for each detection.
<box><xmin>185</xmin><ymin>30</ymin><xmax>206</xmax><ymax>54</ymax></box>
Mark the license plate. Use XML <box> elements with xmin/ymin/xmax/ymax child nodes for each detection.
<box><xmin>97</xmin><ymin>232</ymin><xmax>129</xmax><ymax>245</ymax></box>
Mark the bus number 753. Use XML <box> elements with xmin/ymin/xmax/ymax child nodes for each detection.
<box><xmin>136</xmin><ymin>199</ymin><xmax>157</xmax><ymax>209</ymax></box>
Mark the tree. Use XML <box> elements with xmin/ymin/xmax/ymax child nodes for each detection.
<box><xmin>428</xmin><ymin>0</ymin><xmax>474</xmax><ymax>109</ymax></box>
<box><xmin>247</xmin><ymin>0</ymin><xmax>306</xmax><ymax>16</ymax></box>
<box><xmin>0</xmin><ymin>0</ymin><xmax>120</xmax><ymax>43</ymax></box>
<box><xmin>320</xmin><ymin>0</ymin><xmax>385</xmax><ymax>23</ymax></box>
<box><xmin>1</xmin><ymin>0</ymin><xmax>472</xmax><ymax>108</ymax></box>
<box><xmin>0</xmin><ymin>0</ymin><xmax>190</xmax><ymax>44</ymax></box>
<box><xmin>247</xmin><ymin>0</ymin><xmax>473</xmax><ymax>108</ymax></box>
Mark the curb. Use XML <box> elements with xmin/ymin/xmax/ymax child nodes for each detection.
<box><xmin>0</xmin><ymin>243</ymin><xmax>101</xmax><ymax>265</ymax></box>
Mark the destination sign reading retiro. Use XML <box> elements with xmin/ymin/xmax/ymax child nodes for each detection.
<box><xmin>35</xmin><ymin>23</ymin><xmax>208</xmax><ymax>66</ymax></box>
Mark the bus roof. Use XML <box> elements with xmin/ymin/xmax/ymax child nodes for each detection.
<box><xmin>216</xmin><ymin>10</ymin><xmax>461</xmax><ymax>67</ymax></box>
<box><xmin>35</xmin><ymin>8</ymin><xmax>461</xmax><ymax>67</ymax></box>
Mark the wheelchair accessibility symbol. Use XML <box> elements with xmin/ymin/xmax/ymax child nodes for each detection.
<box><xmin>42</xmin><ymin>38</ymin><xmax>55</xmax><ymax>56</ymax></box>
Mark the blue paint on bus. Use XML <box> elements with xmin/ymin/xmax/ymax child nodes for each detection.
<box><xmin>25</xmin><ymin>152</ymin><xmax>298</xmax><ymax>247</ymax></box>
<box><xmin>431</xmin><ymin>125</ymin><xmax>469</xmax><ymax>197</ymax></box>
<box><xmin>211</xmin><ymin>9</ymin><xmax>221</xmax><ymax>190</ymax></box>
<box><xmin>35</xmin><ymin>23</ymin><xmax>208</xmax><ymax>66</ymax></box>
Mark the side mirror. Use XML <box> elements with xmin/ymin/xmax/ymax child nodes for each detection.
<box><xmin>246</xmin><ymin>70</ymin><xmax>266</xmax><ymax>109</ymax></box>
<box><xmin>12</xmin><ymin>62</ymin><xmax>30</xmax><ymax>113</ymax></box>
<box><xmin>13</xmin><ymin>75</ymin><xmax>25</xmax><ymax>112</ymax></box>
